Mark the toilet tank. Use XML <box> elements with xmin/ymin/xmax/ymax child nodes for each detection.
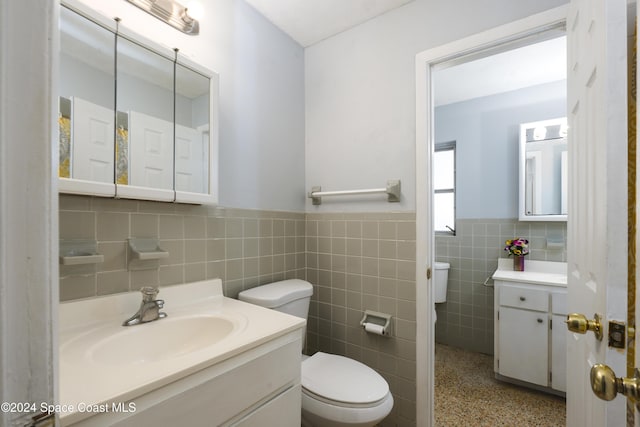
<box><xmin>434</xmin><ymin>262</ymin><xmax>450</xmax><ymax>303</ymax></box>
<box><xmin>237</xmin><ymin>279</ymin><xmax>313</xmax><ymax>320</ymax></box>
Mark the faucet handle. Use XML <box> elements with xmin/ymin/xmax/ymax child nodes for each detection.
<box><xmin>140</xmin><ymin>286</ymin><xmax>159</xmax><ymax>302</ymax></box>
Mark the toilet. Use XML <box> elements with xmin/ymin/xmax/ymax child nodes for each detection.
<box><xmin>238</xmin><ymin>279</ymin><xmax>394</xmax><ymax>427</ymax></box>
<box><xmin>433</xmin><ymin>261</ymin><xmax>450</xmax><ymax>321</ymax></box>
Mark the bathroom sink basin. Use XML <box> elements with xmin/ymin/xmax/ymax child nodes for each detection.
<box><xmin>63</xmin><ymin>315</ymin><xmax>236</xmax><ymax>366</ymax></box>
<box><xmin>94</xmin><ymin>316</ymin><xmax>235</xmax><ymax>364</ymax></box>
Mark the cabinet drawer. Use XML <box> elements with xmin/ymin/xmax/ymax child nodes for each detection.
<box><xmin>551</xmin><ymin>292</ymin><xmax>567</xmax><ymax>315</ymax></box>
<box><xmin>231</xmin><ymin>385</ymin><xmax>301</xmax><ymax>427</ymax></box>
<box><xmin>500</xmin><ymin>285</ymin><xmax>548</xmax><ymax>312</ymax></box>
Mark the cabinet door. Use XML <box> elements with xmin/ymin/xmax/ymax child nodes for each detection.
<box><xmin>174</xmin><ymin>61</ymin><xmax>211</xmax><ymax>201</ymax></box>
<box><xmin>115</xmin><ymin>34</ymin><xmax>175</xmax><ymax>201</ymax></box>
<box><xmin>551</xmin><ymin>314</ymin><xmax>567</xmax><ymax>392</ymax></box>
<box><xmin>59</xmin><ymin>4</ymin><xmax>116</xmax><ymax>197</ymax></box>
<box><xmin>498</xmin><ymin>306</ymin><xmax>548</xmax><ymax>386</ymax></box>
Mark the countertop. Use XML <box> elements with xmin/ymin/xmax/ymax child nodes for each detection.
<box><xmin>491</xmin><ymin>258</ymin><xmax>567</xmax><ymax>287</ymax></box>
<box><xmin>58</xmin><ymin>279</ymin><xmax>305</xmax><ymax>425</ymax></box>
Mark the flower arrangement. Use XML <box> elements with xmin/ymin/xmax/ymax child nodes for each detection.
<box><xmin>504</xmin><ymin>238</ymin><xmax>529</xmax><ymax>257</ymax></box>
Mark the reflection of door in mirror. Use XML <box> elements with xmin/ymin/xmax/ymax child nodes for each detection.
<box><xmin>59</xmin><ymin>6</ymin><xmax>115</xmax><ymax>185</ymax></box>
<box><xmin>560</xmin><ymin>151</ymin><xmax>568</xmax><ymax>215</ymax></box>
<box><xmin>116</xmin><ymin>35</ymin><xmax>174</xmax><ymax>195</ymax></box>
<box><xmin>71</xmin><ymin>98</ymin><xmax>114</xmax><ymax>182</ymax></box>
<box><xmin>525</xmin><ymin>151</ymin><xmax>542</xmax><ymax>215</ymax></box>
<box><xmin>175</xmin><ymin>63</ymin><xmax>210</xmax><ymax>195</ymax></box>
<box><xmin>128</xmin><ymin>111</ymin><xmax>173</xmax><ymax>189</ymax></box>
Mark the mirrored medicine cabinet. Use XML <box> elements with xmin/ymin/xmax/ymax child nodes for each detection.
<box><xmin>58</xmin><ymin>1</ymin><xmax>218</xmax><ymax>204</ymax></box>
<box><xmin>518</xmin><ymin>117</ymin><xmax>568</xmax><ymax>222</ymax></box>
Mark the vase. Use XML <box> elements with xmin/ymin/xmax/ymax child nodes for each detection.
<box><xmin>513</xmin><ymin>255</ymin><xmax>525</xmax><ymax>271</ymax></box>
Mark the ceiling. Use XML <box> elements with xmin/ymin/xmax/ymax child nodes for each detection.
<box><xmin>434</xmin><ymin>36</ymin><xmax>567</xmax><ymax>106</ymax></box>
<box><xmin>242</xmin><ymin>2</ymin><xmax>565</xmax><ymax>105</ymax></box>
<box><xmin>244</xmin><ymin>0</ymin><xmax>415</xmax><ymax>47</ymax></box>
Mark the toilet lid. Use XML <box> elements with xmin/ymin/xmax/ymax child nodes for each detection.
<box><xmin>302</xmin><ymin>352</ymin><xmax>389</xmax><ymax>404</ymax></box>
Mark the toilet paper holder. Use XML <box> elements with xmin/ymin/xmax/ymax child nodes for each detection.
<box><xmin>360</xmin><ymin>310</ymin><xmax>392</xmax><ymax>337</ymax></box>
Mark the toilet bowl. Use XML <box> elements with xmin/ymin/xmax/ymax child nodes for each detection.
<box><xmin>238</xmin><ymin>279</ymin><xmax>394</xmax><ymax>427</ymax></box>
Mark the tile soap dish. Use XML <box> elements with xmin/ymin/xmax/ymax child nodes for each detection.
<box><xmin>128</xmin><ymin>238</ymin><xmax>169</xmax><ymax>270</ymax></box>
<box><xmin>128</xmin><ymin>238</ymin><xmax>169</xmax><ymax>260</ymax></box>
<box><xmin>59</xmin><ymin>240</ymin><xmax>104</xmax><ymax>265</ymax></box>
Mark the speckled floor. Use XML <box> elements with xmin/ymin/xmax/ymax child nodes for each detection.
<box><xmin>435</xmin><ymin>344</ymin><xmax>566</xmax><ymax>426</ymax></box>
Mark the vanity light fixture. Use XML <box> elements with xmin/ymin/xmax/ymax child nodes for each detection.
<box><xmin>533</xmin><ymin>126</ymin><xmax>547</xmax><ymax>141</ymax></box>
<box><xmin>125</xmin><ymin>0</ymin><xmax>200</xmax><ymax>35</ymax></box>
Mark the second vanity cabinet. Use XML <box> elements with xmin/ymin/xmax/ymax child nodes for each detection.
<box><xmin>493</xmin><ymin>260</ymin><xmax>567</xmax><ymax>395</ymax></box>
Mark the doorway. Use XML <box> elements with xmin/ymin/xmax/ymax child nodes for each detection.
<box><xmin>414</xmin><ymin>6</ymin><xmax>569</xmax><ymax>426</ymax></box>
<box><xmin>432</xmin><ymin>32</ymin><xmax>567</xmax><ymax>426</ymax></box>
<box><xmin>431</xmin><ymin>35</ymin><xmax>567</xmax><ymax>355</ymax></box>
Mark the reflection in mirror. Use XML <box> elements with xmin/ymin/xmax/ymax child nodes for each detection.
<box><xmin>175</xmin><ymin>63</ymin><xmax>210</xmax><ymax>195</ymax></box>
<box><xmin>519</xmin><ymin>117</ymin><xmax>568</xmax><ymax>221</ymax></box>
<box><xmin>59</xmin><ymin>6</ymin><xmax>115</xmax><ymax>184</ymax></box>
<box><xmin>116</xmin><ymin>35</ymin><xmax>174</xmax><ymax>192</ymax></box>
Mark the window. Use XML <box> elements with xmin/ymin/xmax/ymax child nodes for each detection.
<box><xmin>434</xmin><ymin>141</ymin><xmax>456</xmax><ymax>235</ymax></box>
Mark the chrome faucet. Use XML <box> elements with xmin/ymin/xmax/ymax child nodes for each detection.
<box><xmin>122</xmin><ymin>287</ymin><xmax>167</xmax><ymax>326</ymax></box>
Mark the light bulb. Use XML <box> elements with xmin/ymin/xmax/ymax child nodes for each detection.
<box><xmin>533</xmin><ymin>126</ymin><xmax>547</xmax><ymax>141</ymax></box>
<box><xmin>559</xmin><ymin>124</ymin><xmax>569</xmax><ymax>137</ymax></box>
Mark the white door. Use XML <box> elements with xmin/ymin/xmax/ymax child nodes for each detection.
<box><xmin>566</xmin><ymin>0</ymin><xmax>628</xmax><ymax>426</ymax></box>
<box><xmin>175</xmin><ymin>124</ymin><xmax>204</xmax><ymax>193</ymax></box>
<box><xmin>129</xmin><ymin>111</ymin><xmax>173</xmax><ymax>190</ymax></box>
<box><xmin>72</xmin><ymin>96</ymin><xmax>114</xmax><ymax>183</ymax></box>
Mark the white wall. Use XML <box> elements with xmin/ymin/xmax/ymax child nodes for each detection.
<box><xmin>75</xmin><ymin>0</ymin><xmax>306</xmax><ymax>211</ymax></box>
<box><xmin>305</xmin><ymin>0</ymin><xmax>568</xmax><ymax>212</ymax></box>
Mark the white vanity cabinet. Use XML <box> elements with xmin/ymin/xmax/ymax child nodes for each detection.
<box><xmin>496</xmin><ymin>284</ymin><xmax>550</xmax><ymax>387</ymax></box>
<box><xmin>64</xmin><ymin>333</ymin><xmax>302</xmax><ymax>427</ymax></box>
<box><xmin>99</xmin><ymin>335</ymin><xmax>302</xmax><ymax>427</ymax></box>
<box><xmin>492</xmin><ymin>259</ymin><xmax>567</xmax><ymax>395</ymax></box>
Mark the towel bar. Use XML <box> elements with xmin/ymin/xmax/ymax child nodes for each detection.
<box><xmin>308</xmin><ymin>180</ymin><xmax>400</xmax><ymax>205</ymax></box>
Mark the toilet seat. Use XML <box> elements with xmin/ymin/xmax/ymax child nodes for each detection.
<box><xmin>302</xmin><ymin>352</ymin><xmax>389</xmax><ymax>406</ymax></box>
<box><xmin>301</xmin><ymin>353</ymin><xmax>394</xmax><ymax>427</ymax></box>
<box><xmin>301</xmin><ymin>389</ymin><xmax>394</xmax><ymax>427</ymax></box>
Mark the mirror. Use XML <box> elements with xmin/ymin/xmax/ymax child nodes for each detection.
<box><xmin>174</xmin><ymin>62</ymin><xmax>210</xmax><ymax>196</ymax></box>
<box><xmin>519</xmin><ymin>117</ymin><xmax>568</xmax><ymax>221</ymax></box>
<box><xmin>116</xmin><ymin>34</ymin><xmax>175</xmax><ymax>201</ymax></box>
<box><xmin>57</xmin><ymin>2</ymin><xmax>218</xmax><ymax>204</ymax></box>
<box><xmin>59</xmin><ymin>5</ymin><xmax>116</xmax><ymax>196</ymax></box>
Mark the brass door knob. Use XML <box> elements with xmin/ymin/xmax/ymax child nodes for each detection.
<box><xmin>566</xmin><ymin>313</ymin><xmax>603</xmax><ymax>341</ymax></box>
<box><xmin>590</xmin><ymin>364</ymin><xmax>640</xmax><ymax>401</ymax></box>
